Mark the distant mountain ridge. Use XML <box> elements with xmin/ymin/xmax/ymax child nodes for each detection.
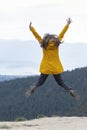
<box><xmin>0</xmin><ymin>75</ymin><xmax>28</xmax><ymax>81</ymax></box>
<box><xmin>0</xmin><ymin>40</ymin><xmax>87</xmax><ymax>75</ymax></box>
<box><xmin>0</xmin><ymin>75</ymin><xmax>17</xmax><ymax>81</ymax></box>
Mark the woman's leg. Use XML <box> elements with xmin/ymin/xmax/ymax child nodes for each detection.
<box><xmin>53</xmin><ymin>74</ymin><xmax>71</xmax><ymax>90</ymax></box>
<box><xmin>35</xmin><ymin>73</ymin><xmax>49</xmax><ymax>88</ymax></box>
<box><xmin>53</xmin><ymin>74</ymin><xmax>80</xmax><ymax>100</ymax></box>
<box><xmin>25</xmin><ymin>73</ymin><xmax>48</xmax><ymax>97</ymax></box>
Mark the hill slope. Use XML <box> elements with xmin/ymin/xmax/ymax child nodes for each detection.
<box><xmin>0</xmin><ymin>67</ymin><xmax>87</xmax><ymax>121</ymax></box>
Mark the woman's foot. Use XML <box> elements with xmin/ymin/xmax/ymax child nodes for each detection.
<box><xmin>25</xmin><ymin>85</ymin><xmax>36</xmax><ymax>97</ymax></box>
<box><xmin>69</xmin><ymin>89</ymin><xmax>80</xmax><ymax>101</ymax></box>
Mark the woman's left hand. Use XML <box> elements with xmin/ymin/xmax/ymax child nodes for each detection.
<box><xmin>66</xmin><ymin>17</ymin><xmax>72</xmax><ymax>25</ymax></box>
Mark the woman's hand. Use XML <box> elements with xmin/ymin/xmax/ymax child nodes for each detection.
<box><xmin>66</xmin><ymin>17</ymin><xmax>72</xmax><ymax>25</ymax></box>
<box><xmin>29</xmin><ymin>22</ymin><xmax>32</xmax><ymax>29</ymax></box>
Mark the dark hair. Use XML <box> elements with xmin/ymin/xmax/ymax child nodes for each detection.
<box><xmin>40</xmin><ymin>33</ymin><xmax>61</xmax><ymax>49</ymax></box>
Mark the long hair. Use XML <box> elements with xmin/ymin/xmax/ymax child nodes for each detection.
<box><xmin>40</xmin><ymin>33</ymin><xmax>61</xmax><ymax>49</ymax></box>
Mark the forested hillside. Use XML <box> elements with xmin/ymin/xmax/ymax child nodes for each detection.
<box><xmin>0</xmin><ymin>67</ymin><xmax>87</xmax><ymax>121</ymax></box>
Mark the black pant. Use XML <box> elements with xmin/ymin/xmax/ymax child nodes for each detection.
<box><xmin>35</xmin><ymin>73</ymin><xmax>71</xmax><ymax>91</ymax></box>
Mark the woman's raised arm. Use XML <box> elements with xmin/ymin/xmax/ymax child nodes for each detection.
<box><xmin>29</xmin><ymin>22</ymin><xmax>42</xmax><ymax>43</ymax></box>
<box><xmin>58</xmin><ymin>17</ymin><xmax>72</xmax><ymax>42</ymax></box>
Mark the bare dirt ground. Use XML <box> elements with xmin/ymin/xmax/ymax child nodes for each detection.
<box><xmin>0</xmin><ymin>117</ymin><xmax>87</xmax><ymax>130</ymax></box>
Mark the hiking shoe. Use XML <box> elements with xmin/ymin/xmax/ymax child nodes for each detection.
<box><xmin>69</xmin><ymin>89</ymin><xmax>80</xmax><ymax>101</ymax></box>
<box><xmin>25</xmin><ymin>85</ymin><xmax>36</xmax><ymax>97</ymax></box>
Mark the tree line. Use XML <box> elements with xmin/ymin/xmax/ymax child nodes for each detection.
<box><xmin>0</xmin><ymin>66</ymin><xmax>87</xmax><ymax>121</ymax></box>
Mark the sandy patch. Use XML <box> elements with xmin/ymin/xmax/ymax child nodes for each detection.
<box><xmin>0</xmin><ymin>117</ymin><xmax>87</xmax><ymax>130</ymax></box>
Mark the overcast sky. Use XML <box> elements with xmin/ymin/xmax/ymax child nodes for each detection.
<box><xmin>0</xmin><ymin>0</ymin><xmax>87</xmax><ymax>43</ymax></box>
<box><xmin>0</xmin><ymin>0</ymin><xmax>87</xmax><ymax>75</ymax></box>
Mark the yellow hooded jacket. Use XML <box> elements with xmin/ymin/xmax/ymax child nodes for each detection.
<box><xmin>30</xmin><ymin>24</ymin><xmax>69</xmax><ymax>74</ymax></box>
